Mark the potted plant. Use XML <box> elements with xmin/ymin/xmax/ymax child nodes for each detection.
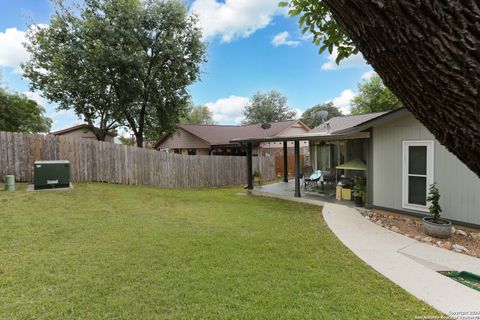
<box><xmin>353</xmin><ymin>183</ymin><xmax>365</xmax><ymax>207</ymax></box>
<box><xmin>253</xmin><ymin>170</ymin><xmax>262</xmax><ymax>186</ymax></box>
<box><xmin>423</xmin><ymin>183</ymin><xmax>452</xmax><ymax>238</ymax></box>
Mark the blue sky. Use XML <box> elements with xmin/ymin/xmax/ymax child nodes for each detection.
<box><xmin>0</xmin><ymin>0</ymin><xmax>375</xmax><ymax>130</ymax></box>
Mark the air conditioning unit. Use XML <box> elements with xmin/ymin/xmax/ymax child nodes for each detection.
<box><xmin>34</xmin><ymin>160</ymin><xmax>70</xmax><ymax>190</ymax></box>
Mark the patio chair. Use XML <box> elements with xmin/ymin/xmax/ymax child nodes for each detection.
<box><xmin>302</xmin><ymin>165</ymin><xmax>313</xmax><ymax>178</ymax></box>
<box><xmin>304</xmin><ymin>170</ymin><xmax>322</xmax><ymax>191</ymax></box>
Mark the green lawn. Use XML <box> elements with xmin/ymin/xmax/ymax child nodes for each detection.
<box><xmin>0</xmin><ymin>183</ymin><xmax>439</xmax><ymax>319</ymax></box>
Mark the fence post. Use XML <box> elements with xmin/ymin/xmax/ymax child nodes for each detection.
<box><xmin>246</xmin><ymin>142</ymin><xmax>253</xmax><ymax>190</ymax></box>
<box><xmin>283</xmin><ymin>141</ymin><xmax>288</xmax><ymax>183</ymax></box>
<box><xmin>294</xmin><ymin>140</ymin><xmax>301</xmax><ymax>197</ymax></box>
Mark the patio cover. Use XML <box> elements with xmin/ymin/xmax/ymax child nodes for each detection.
<box><xmin>336</xmin><ymin>158</ymin><xmax>367</xmax><ymax>171</ymax></box>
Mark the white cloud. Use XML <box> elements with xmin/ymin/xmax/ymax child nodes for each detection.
<box><xmin>361</xmin><ymin>70</ymin><xmax>377</xmax><ymax>81</ymax></box>
<box><xmin>272</xmin><ymin>31</ymin><xmax>300</xmax><ymax>47</ymax></box>
<box><xmin>327</xmin><ymin>89</ymin><xmax>356</xmax><ymax>114</ymax></box>
<box><xmin>292</xmin><ymin>108</ymin><xmax>303</xmax><ymax>119</ymax></box>
<box><xmin>190</xmin><ymin>0</ymin><xmax>285</xmax><ymax>43</ymax></box>
<box><xmin>0</xmin><ymin>27</ymin><xmax>29</xmax><ymax>73</ymax></box>
<box><xmin>321</xmin><ymin>47</ymin><xmax>368</xmax><ymax>70</ymax></box>
<box><xmin>22</xmin><ymin>90</ymin><xmax>49</xmax><ymax>107</ymax></box>
<box><xmin>301</xmin><ymin>32</ymin><xmax>313</xmax><ymax>41</ymax></box>
<box><xmin>50</xmin><ymin>109</ymin><xmax>75</xmax><ymax>118</ymax></box>
<box><xmin>205</xmin><ymin>95</ymin><xmax>250</xmax><ymax>124</ymax></box>
<box><xmin>321</xmin><ymin>69</ymin><xmax>378</xmax><ymax>115</ymax></box>
<box><xmin>0</xmin><ymin>25</ymin><xmax>47</xmax><ymax>74</ymax></box>
<box><xmin>49</xmin><ymin>109</ymin><xmax>83</xmax><ymax>132</ymax></box>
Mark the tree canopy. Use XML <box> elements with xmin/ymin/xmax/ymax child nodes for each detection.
<box><xmin>282</xmin><ymin>0</ymin><xmax>480</xmax><ymax>176</ymax></box>
<box><xmin>351</xmin><ymin>75</ymin><xmax>402</xmax><ymax>115</ymax></box>
<box><xmin>181</xmin><ymin>105</ymin><xmax>215</xmax><ymax>125</ymax></box>
<box><xmin>0</xmin><ymin>86</ymin><xmax>51</xmax><ymax>133</ymax></box>
<box><xmin>279</xmin><ymin>1</ymin><xmax>356</xmax><ymax>62</ymax></box>
<box><xmin>242</xmin><ymin>90</ymin><xmax>297</xmax><ymax>125</ymax></box>
<box><xmin>118</xmin><ymin>135</ymin><xmax>135</xmax><ymax>146</ymax></box>
<box><xmin>23</xmin><ymin>0</ymin><xmax>206</xmax><ymax>146</ymax></box>
<box><xmin>301</xmin><ymin>102</ymin><xmax>341</xmax><ymax>128</ymax></box>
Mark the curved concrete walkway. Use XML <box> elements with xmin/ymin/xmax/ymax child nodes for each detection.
<box><xmin>323</xmin><ymin>202</ymin><xmax>480</xmax><ymax>317</ymax></box>
<box><xmin>251</xmin><ymin>189</ymin><xmax>480</xmax><ymax>316</ymax></box>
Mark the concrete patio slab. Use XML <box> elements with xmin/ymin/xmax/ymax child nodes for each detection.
<box><xmin>251</xmin><ymin>188</ymin><xmax>480</xmax><ymax>317</ymax></box>
<box><xmin>255</xmin><ymin>181</ymin><xmax>352</xmax><ymax>206</ymax></box>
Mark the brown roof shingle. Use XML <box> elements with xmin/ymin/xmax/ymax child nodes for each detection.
<box><xmin>309</xmin><ymin>112</ymin><xmax>389</xmax><ymax>135</ymax></box>
<box><xmin>173</xmin><ymin>120</ymin><xmax>308</xmax><ymax>146</ymax></box>
<box><xmin>50</xmin><ymin>124</ymin><xmax>116</xmax><ymax>137</ymax></box>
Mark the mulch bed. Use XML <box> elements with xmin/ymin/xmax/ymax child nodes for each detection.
<box><xmin>357</xmin><ymin>208</ymin><xmax>480</xmax><ymax>258</ymax></box>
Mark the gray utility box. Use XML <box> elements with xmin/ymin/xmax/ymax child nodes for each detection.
<box><xmin>34</xmin><ymin>160</ymin><xmax>70</xmax><ymax>190</ymax></box>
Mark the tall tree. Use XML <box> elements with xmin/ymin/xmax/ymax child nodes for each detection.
<box><xmin>242</xmin><ymin>90</ymin><xmax>297</xmax><ymax>125</ymax></box>
<box><xmin>23</xmin><ymin>11</ymin><xmax>125</xmax><ymax>141</ymax></box>
<box><xmin>181</xmin><ymin>105</ymin><xmax>215</xmax><ymax>125</ymax></box>
<box><xmin>282</xmin><ymin>1</ymin><xmax>480</xmax><ymax>176</ymax></box>
<box><xmin>118</xmin><ymin>135</ymin><xmax>135</xmax><ymax>146</ymax></box>
<box><xmin>351</xmin><ymin>75</ymin><xmax>402</xmax><ymax>115</ymax></box>
<box><xmin>301</xmin><ymin>102</ymin><xmax>341</xmax><ymax>128</ymax></box>
<box><xmin>0</xmin><ymin>87</ymin><xmax>51</xmax><ymax>133</ymax></box>
<box><xmin>23</xmin><ymin>0</ymin><xmax>206</xmax><ymax>146</ymax></box>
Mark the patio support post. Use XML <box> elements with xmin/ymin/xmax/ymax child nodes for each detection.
<box><xmin>246</xmin><ymin>142</ymin><xmax>253</xmax><ymax>190</ymax></box>
<box><xmin>283</xmin><ymin>141</ymin><xmax>288</xmax><ymax>183</ymax></box>
<box><xmin>294</xmin><ymin>140</ymin><xmax>301</xmax><ymax>197</ymax></box>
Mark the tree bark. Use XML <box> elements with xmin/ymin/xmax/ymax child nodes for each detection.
<box><xmin>323</xmin><ymin>0</ymin><xmax>480</xmax><ymax>176</ymax></box>
<box><xmin>86</xmin><ymin>121</ymin><xmax>106</xmax><ymax>141</ymax></box>
<box><xmin>135</xmin><ymin>132</ymin><xmax>143</xmax><ymax>148</ymax></box>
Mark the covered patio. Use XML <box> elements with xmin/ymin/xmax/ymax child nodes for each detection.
<box><xmin>231</xmin><ymin>129</ymin><xmax>372</xmax><ymax>206</ymax></box>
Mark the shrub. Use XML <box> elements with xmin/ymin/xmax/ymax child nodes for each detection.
<box><xmin>427</xmin><ymin>183</ymin><xmax>442</xmax><ymax>221</ymax></box>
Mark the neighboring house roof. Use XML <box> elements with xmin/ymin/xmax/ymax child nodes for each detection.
<box><xmin>50</xmin><ymin>124</ymin><xmax>116</xmax><ymax>137</ymax></box>
<box><xmin>230</xmin><ymin>108</ymin><xmax>409</xmax><ymax>143</ymax></box>
<box><xmin>155</xmin><ymin>120</ymin><xmax>310</xmax><ymax>149</ymax></box>
<box><xmin>332</xmin><ymin>108</ymin><xmax>409</xmax><ymax>134</ymax></box>
<box><xmin>309</xmin><ymin>111</ymin><xmax>390</xmax><ymax>134</ymax></box>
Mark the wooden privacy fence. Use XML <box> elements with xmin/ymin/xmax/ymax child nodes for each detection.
<box><xmin>0</xmin><ymin>131</ymin><xmax>275</xmax><ymax>188</ymax></box>
<box><xmin>275</xmin><ymin>154</ymin><xmax>305</xmax><ymax>178</ymax></box>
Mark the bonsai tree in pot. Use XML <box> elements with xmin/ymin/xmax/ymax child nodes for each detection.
<box><xmin>423</xmin><ymin>183</ymin><xmax>452</xmax><ymax>239</ymax></box>
<box><xmin>253</xmin><ymin>170</ymin><xmax>262</xmax><ymax>186</ymax></box>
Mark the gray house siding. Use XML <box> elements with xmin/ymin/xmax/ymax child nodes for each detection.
<box><xmin>372</xmin><ymin>113</ymin><xmax>480</xmax><ymax>225</ymax></box>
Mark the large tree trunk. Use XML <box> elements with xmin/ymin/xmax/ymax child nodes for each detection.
<box><xmin>323</xmin><ymin>0</ymin><xmax>480</xmax><ymax>176</ymax></box>
<box><xmin>135</xmin><ymin>132</ymin><xmax>144</xmax><ymax>148</ymax></box>
<box><xmin>86</xmin><ymin>122</ymin><xmax>106</xmax><ymax>141</ymax></box>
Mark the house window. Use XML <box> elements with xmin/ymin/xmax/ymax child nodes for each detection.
<box><xmin>187</xmin><ymin>149</ymin><xmax>196</xmax><ymax>155</ymax></box>
<box><xmin>402</xmin><ymin>141</ymin><xmax>434</xmax><ymax>212</ymax></box>
<box><xmin>316</xmin><ymin>145</ymin><xmax>330</xmax><ymax>171</ymax></box>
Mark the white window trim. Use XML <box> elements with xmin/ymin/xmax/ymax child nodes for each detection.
<box><xmin>402</xmin><ymin>140</ymin><xmax>434</xmax><ymax>212</ymax></box>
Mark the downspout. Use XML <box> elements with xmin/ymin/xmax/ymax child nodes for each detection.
<box><xmin>366</xmin><ymin>128</ymin><xmax>374</xmax><ymax>208</ymax></box>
